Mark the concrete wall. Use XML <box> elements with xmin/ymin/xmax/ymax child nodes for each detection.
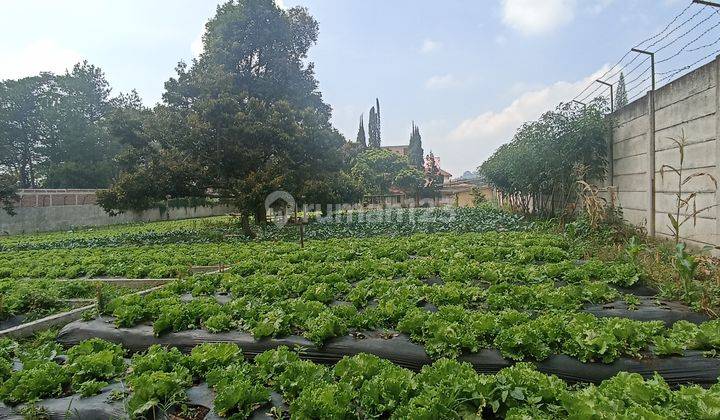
<box><xmin>610</xmin><ymin>57</ymin><xmax>720</xmax><ymax>249</ymax></box>
<box><xmin>0</xmin><ymin>204</ymin><xmax>234</xmax><ymax>235</ymax></box>
<box><xmin>15</xmin><ymin>189</ymin><xmax>98</xmax><ymax>208</ymax></box>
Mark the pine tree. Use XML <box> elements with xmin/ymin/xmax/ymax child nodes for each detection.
<box><xmin>368</xmin><ymin>106</ymin><xmax>381</xmax><ymax>148</ymax></box>
<box><xmin>356</xmin><ymin>114</ymin><xmax>366</xmax><ymax>147</ymax></box>
<box><xmin>616</xmin><ymin>72</ymin><xmax>628</xmax><ymax>110</ymax></box>
<box><xmin>408</xmin><ymin>122</ymin><xmax>424</xmax><ymax>169</ymax></box>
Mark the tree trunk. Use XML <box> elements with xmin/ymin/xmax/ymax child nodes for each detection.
<box><xmin>254</xmin><ymin>205</ymin><xmax>267</xmax><ymax>225</ymax></box>
<box><xmin>241</xmin><ymin>213</ymin><xmax>256</xmax><ymax>239</ymax></box>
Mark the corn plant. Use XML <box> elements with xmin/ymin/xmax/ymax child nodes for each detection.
<box><xmin>659</xmin><ymin>133</ymin><xmax>718</xmax><ymax>245</ymax></box>
<box><xmin>673</xmin><ymin>243</ymin><xmax>699</xmax><ymax>300</ymax></box>
<box><xmin>574</xmin><ymin>164</ymin><xmax>609</xmax><ymax>230</ymax></box>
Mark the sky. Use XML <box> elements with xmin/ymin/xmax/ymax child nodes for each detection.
<box><xmin>0</xmin><ymin>0</ymin><xmax>708</xmax><ymax>176</ymax></box>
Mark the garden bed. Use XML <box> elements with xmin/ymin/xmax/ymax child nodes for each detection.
<box><xmin>58</xmin><ymin>318</ymin><xmax>720</xmax><ymax>386</ymax></box>
<box><xmin>2</xmin><ymin>339</ymin><xmax>718</xmax><ymax>419</ymax></box>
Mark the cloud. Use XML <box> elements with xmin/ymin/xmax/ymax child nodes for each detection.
<box><xmin>587</xmin><ymin>0</ymin><xmax>614</xmax><ymax>14</ymax></box>
<box><xmin>425</xmin><ymin>74</ymin><xmax>462</xmax><ymax>90</ymax></box>
<box><xmin>501</xmin><ymin>0</ymin><xmax>614</xmax><ymax>35</ymax></box>
<box><xmin>420</xmin><ymin>39</ymin><xmax>441</xmax><ymax>54</ymax></box>
<box><xmin>0</xmin><ymin>40</ymin><xmax>83</xmax><ymax>80</ymax></box>
<box><xmin>431</xmin><ymin>66</ymin><xmax>609</xmax><ymax>175</ymax></box>
<box><xmin>501</xmin><ymin>0</ymin><xmax>576</xmax><ymax>35</ymax></box>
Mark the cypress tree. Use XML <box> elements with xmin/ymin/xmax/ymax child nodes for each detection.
<box><xmin>368</xmin><ymin>106</ymin><xmax>380</xmax><ymax>148</ymax></box>
<box><xmin>408</xmin><ymin>122</ymin><xmax>424</xmax><ymax>169</ymax></box>
<box><xmin>616</xmin><ymin>72</ymin><xmax>628</xmax><ymax>109</ymax></box>
<box><xmin>356</xmin><ymin>114</ymin><xmax>367</xmax><ymax>147</ymax></box>
<box><xmin>375</xmin><ymin>98</ymin><xmax>381</xmax><ymax>145</ymax></box>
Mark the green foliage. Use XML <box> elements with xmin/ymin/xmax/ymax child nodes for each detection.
<box><xmin>480</xmin><ymin>98</ymin><xmax>610</xmax><ymax>214</ymax></box>
<box><xmin>128</xmin><ymin>345</ymin><xmax>187</xmax><ymax>380</ymax></box>
<box><xmin>0</xmin><ymin>173</ymin><xmax>18</xmax><ymax>216</ymax></box>
<box><xmin>100</xmin><ymin>0</ymin><xmax>357</xmax><ymax>221</ymax></box>
<box><xmin>76</xmin><ymin>380</ymin><xmax>109</xmax><ymax>398</ymax></box>
<box><xmin>204</xmin><ymin>312</ymin><xmax>234</xmax><ymax>333</ymax></box>
<box><xmin>0</xmin><ymin>361</ymin><xmax>69</xmax><ymax>406</ymax></box>
<box><xmin>356</xmin><ymin>114</ymin><xmax>366</xmax><ymax>148</ymax></box>
<box><xmin>616</xmin><ymin>72</ymin><xmax>628</xmax><ymax>109</ymax></box>
<box><xmin>187</xmin><ymin>343</ymin><xmax>242</xmax><ymax>376</ymax></box>
<box><xmin>660</xmin><ymin>132</ymin><xmax>719</xmax><ymax>245</ymax></box>
<box><xmin>2</xmin><ymin>339</ymin><xmax>720</xmax><ymax>418</ymax></box>
<box><xmin>408</xmin><ymin>122</ymin><xmax>424</xmax><ymax>169</ymax></box>
<box><xmin>368</xmin><ymin>99</ymin><xmax>381</xmax><ymax>148</ymax></box>
<box><xmin>351</xmin><ymin>148</ymin><xmax>417</xmax><ymax>195</ymax></box>
<box><xmin>673</xmin><ymin>243</ymin><xmax>700</xmax><ymax>300</ymax></box>
<box><xmin>66</xmin><ymin>338</ymin><xmax>125</xmax><ymax>388</ymax></box>
<box><xmin>0</xmin><ymin>62</ymin><xmax>121</xmax><ymax>189</ymax></box>
<box><xmin>211</xmin><ymin>370</ymin><xmax>270</xmax><ymax>418</ymax></box>
<box><xmin>127</xmin><ymin>369</ymin><xmax>192</xmax><ymax>417</ymax></box>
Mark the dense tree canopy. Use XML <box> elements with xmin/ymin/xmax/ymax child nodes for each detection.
<box><xmin>480</xmin><ymin>99</ymin><xmax>610</xmax><ymax>214</ymax></box>
<box><xmin>0</xmin><ymin>62</ymin><xmax>121</xmax><ymax>189</ymax></box>
<box><xmin>98</xmin><ymin>0</ymin><xmax>360</xmax><ymax>232</ymax></box>
<box><xmin>351</xmin><ymin>149</ymin><xmax>423</xmax><ymax>195</ymax></box>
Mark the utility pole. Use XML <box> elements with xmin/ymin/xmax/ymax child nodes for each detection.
<box><xmin>596</xmin><ymin>80</ymin><xmax>614</xmax><ymax>113</ymax></box>
<box><xmin>631</xmin><ymin>48</ymin><xmax>655</xmax><ymax>91</ymax></box>
<box><xmin>629</xmin><ymin>47</ymin><xmax>657</xmax><ymax>237</ymax></box>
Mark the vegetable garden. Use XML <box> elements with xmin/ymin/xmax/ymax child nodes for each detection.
<box><xmin>0</xmin><ymin>206</ymin><xmax>718</xmax><ymax>419</ymax></box>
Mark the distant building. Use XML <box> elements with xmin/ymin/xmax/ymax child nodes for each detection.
<box><xmin>438</xmin><ymin>168</ymin><xmax>452</xmax><ymax>185</ymax></box>
<box><xmin>381</xmin><ymin>145</ymin><xmax>409</xmax><ymax>157</ymax></box>
<box><xmin>440</xmin><ymin>178</ymin><xmax>494</xmax><ymax>207</ymax></box>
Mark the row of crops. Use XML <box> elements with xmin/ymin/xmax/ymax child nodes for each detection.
<box><xmin>1</xmin><ymin>339</ymin><xmax>718</xmax><ymax>419</ymax></box>
<box><xmin>95</xmin><ymin>269</ymin><xmax>718</xmax><ymax>363</ymax></box>
<box><xmin>0</xmin><ymin>206</ymin><xmax>526</xmax><ymax>252</ymax></box>
<box><xmin>0</xmin><ymin>279</ymin><xmax>139</xmax><ymax>329</ymax></box>
<box><xmin>1</xmin><ymin>208</ymin><xmax>718</xmax><ymax>418</ymax></box>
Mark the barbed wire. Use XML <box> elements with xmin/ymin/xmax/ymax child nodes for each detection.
<box><xmin>633</xmin><ymin>2</ymin><xmax>695</xmax><ymax>47</ymax></box>
<box><xmin>570</xmin><ymin>2</ymin><xmax>720</xmax><ymax>109</ymax></box>
<box><xmin>571</xmin><ymin>2</ymin><xmax>707</xmax><ymax>102</ymax></box>
<box><xmin>652</xmin><ymin>6</ymin><xmax>715</xmax><ymax>54</ymax></box>
<box><xmin>658</xmin><ymin>13</ymin><xmax>720</xmax><ymax>63</ymax></box>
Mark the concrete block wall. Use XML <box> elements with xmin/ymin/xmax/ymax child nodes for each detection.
<box><xmin>0</xmin><ymin>204</ymin><xmax>234</xmax><ymax>235</ymax></box>
<box><xmin>610</xmin><ymin>58</ymin><xmax>720</xmax><ymax>249</ymax></box>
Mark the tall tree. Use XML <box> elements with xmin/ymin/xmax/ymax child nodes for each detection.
<box><xmin>616</xmin><ymin>72</ymin><xmax>628</xmax><ymax>109</ymax></box>
<box><xmin>99</xmin><ymin>0</ymin><xmax>360</xmax><ymax>235</ymax></box>
<box><xmin>423</xmin><ymin>151</ymin><xmax>443</xmax><ymax>197</ymax></box>
<box><xmin>0</xmin><ymin>62</ymin><xmax>121</xmax><ymax>189</ymax></box>
<box><xmin>408</xmin><ymin>121</ymin><xmax>424</xmax><ymax>169</ymax></box>
<box><xmin>0</xmin><ymin>74</ymin><xmax>50</xmax><ymax>188</ymax></box>
<box><xmin>356</xmin><ymin>114</ymin><xmax>366</xmax><ymax>147</ymax></box>
<box><xmin>375</xmin><ymin>97</ymin><xmax>381</xmax><ymax>144</ymax></box>
<box><xmin>368</xmin><ymin>106</ymin><xmax>380</xmax><ymax>148</ymax></box>
<box><xmin>43</xmin><ymin>62</ymin><xmax>121</xmax><ymax>188</ymax></box>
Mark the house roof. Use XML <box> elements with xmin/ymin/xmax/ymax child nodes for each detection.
<box><xmin>438</xmin><ymin>168</ymin><xmax>452</xmax><ymax>177</ymax></box>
